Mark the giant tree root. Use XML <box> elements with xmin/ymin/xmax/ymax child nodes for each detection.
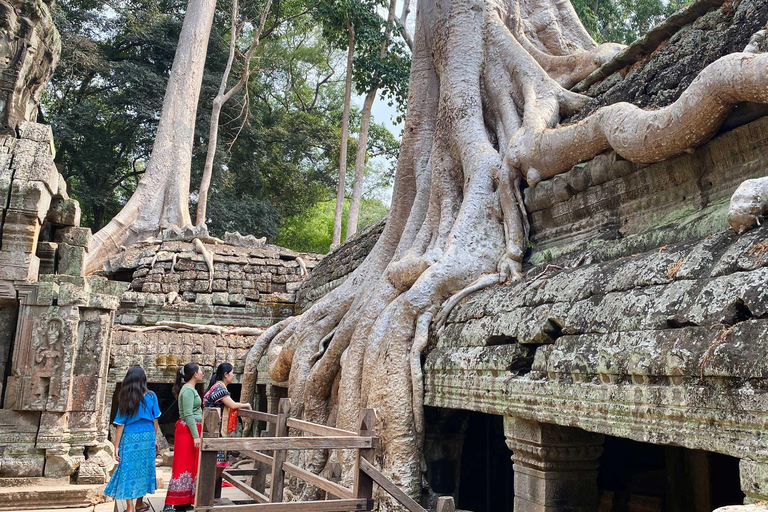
<box><xmin>240</xmin><ymin>0</ymin><xmax>768</xmax><ymax>508</ymax></box>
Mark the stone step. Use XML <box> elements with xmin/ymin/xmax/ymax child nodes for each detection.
<box><xmin>0</xmin><ymin>483</ymin><xmax>107</xmax><ymax>511</ymax></box>
<box><xmin>0</xmin><ymin>476</ymin><xmax>69</xmax><ymax>488</ymax></box>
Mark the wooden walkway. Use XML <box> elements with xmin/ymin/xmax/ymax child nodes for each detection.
<box><xmin>196</xmin><ymin>399</ymin><xmax>456</xmax><ymax>512</ymax></box>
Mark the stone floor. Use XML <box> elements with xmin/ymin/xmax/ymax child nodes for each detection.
<box><xmin>11</xmin><ymin>467</ymin><xmax>252</xmax><ymax>512</ymax></box>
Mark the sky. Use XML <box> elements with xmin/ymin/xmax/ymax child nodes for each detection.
<box><xmin>352</xmin><ymin>0</ymin><xmax>416</xmax><ymax>205</ymax></box>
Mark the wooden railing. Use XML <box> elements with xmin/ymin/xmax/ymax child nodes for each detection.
<box><xmin>195</xmin><ymin>398</ymin><xmax>455</xmax><ymax>512</ymax></box>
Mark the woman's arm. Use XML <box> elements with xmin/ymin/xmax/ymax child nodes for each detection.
<box><xmin>220</xmin><ymin>395</ymin><xmax>251</xmax><ymax>410</ymax></box>
<box><xmin>154</xmin><ymin>418</ymin><xmax>160</xmax><ymax>455</ymax></box>
<box><xmin>114</xmin><ymin>424</ymin><xmax>124</xmax><ymax>461</ymax></box>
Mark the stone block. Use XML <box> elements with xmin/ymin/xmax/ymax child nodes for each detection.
<box><xmin>36</xmin><ymin>241</ymin><xmax>57</xmax><ymax>274</ymax></box>
<box><xmin>141</xmin><ymin>282</ymin><xmax>162</xmax><ymax>293</ymax></box>
<box><xmin>244</xmin><ymin>289</ymin><xmax>260</xmax><ymax>301</ymax></box>
<box><xmin>57</xmin><ymin>243</ymin><xmax>86</xmax><ymax>276</ymax></box>
<box><xmin>18</xmin><ymin>122</ymin><xmax>55</xmax><ymax>144</ymax></box>
<box><xmin>195</xmin><ymin>294</ymin><xmax>213</xmax><ymax>306</ymax></box>
<box><xmin>227</xmin><ymin>280</ymin><xmax>243</xmax><ymax>294</ymax></box>
<box><xmin>182</xmin><ymin>291</ymin><xmax>196</xmax><ymax>302</ymax></box>
<box><xmin>1</xmin><ymin>209</ymin><xmax>41</xmax><ymax>254</ymax></box>
<box><xmin>0</xmin><ymin>253</ymin><xmax>39</xmax><ymax>281</ymax></box>
<box><xmin>87</xmin><ymin>276</ymin><xmax>129</xmax><ymax>296</ymax></box>
<box><xmin>212</xmin><ymin>279</ymin><xmax>227</xmax><ymax>292</ymax></box>
<box><xmin>56</xmin><ymin>174</ymin><xmax>69</xmax><ymax>200</ymax></box>
<box><xmin>53</xmin><ymin>227</ymin><xmax>91</xmax><ymax>248</ymax></box>
<box><xmin>212</xmin><ymin>292</ymin><xmax>229</xmax><ymax>305</ymax></box>
<box><xmin>46</xmin><ymin>198</ymin><xmax>81</xmax><ymax>226</ymax></box>
<box><xmin>11</xmin><ymin>141</ymin><xmax>58</xmax><ymax>192</ymax></box>
<box><xmin>161</xmin><ymin>281</ymin><xmax>180</xmax><ymax>294</ymax></box>
<box><xmin>741</xmin><ymin>459</ymin><xmax>768</xmax><ymax>502</ymax></box>
<box><xmin>9</xmin><ymin>180</ymin><xmax>52</xmax><ymax>219</ymax></box>
<box><xmin>0</xmin><ymin>454</ymin><xmax>45</xmax><ymax>477</ymax></box>
<box><xmin>193</xmin><ymin>280</ymin><xmax>210</xmax><ymax>292</ymax></box>
<box><xmin>57</xmin><ymin>281</ymin><xmax>89</xmax><ymax>306</ymax></box>
<box><xmin>229</xmin><ymin>294</ymin><xmax>246</xmax><ymax>306</ymax></box>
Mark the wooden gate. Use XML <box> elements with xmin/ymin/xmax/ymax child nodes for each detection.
<box><xmin>195</xmin><ymin>398</ymin><xmax>455</xmax><ymax>512</ymax></box>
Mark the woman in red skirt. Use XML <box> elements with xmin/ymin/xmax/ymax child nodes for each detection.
<box><xmin>162</xmin><ymin>363</ymin><xmax>203</xmax><ymax>512</ymax></box>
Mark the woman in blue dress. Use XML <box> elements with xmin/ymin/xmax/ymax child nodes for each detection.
<box><xmin>104</xmin><ymin>365</ymin><xmax>161</xmax><ymax>512</ymax></box>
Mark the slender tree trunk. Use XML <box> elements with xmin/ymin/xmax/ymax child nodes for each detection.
<box><xmin>346</xmin><ymin>0</ymin><xmax>399</xmax><ymax>240</ymax></box>
<box><xmin>86</xmin><ymin>0</ymin><xmax>216</xmax><ymax>273</ymax></box>
<box><xmin>196</xmin><ymin>0</ymin><xmax>273</xmax><ymax>226</ymax></box>
<box><xmin>331</xmin><ymin>22</ymin><xmax>356</xmax><ymax>249</ymax></box>
<box><xmin>345</xmin><ymin>88</ymin><xmax>377</xmax><ymax>240</ymax></box>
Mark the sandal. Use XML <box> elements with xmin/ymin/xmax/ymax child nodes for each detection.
<box><xmin>136</xmin><ymin>504</ymin><xmax>151</xmax><ymax>512</ymax></box>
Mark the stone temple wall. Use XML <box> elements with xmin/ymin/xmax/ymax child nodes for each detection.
<box><xmin>104</xmin><ymin>237</ymin><xmax>321</xmax><ymax>388</ymax></box>
<box><xmin>0</xmin><ymin>122</ymin><xmax>127</xmax><ymax>492</ymax></box>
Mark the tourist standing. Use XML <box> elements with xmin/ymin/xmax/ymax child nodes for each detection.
<box><xmin>163</xmin><ymin>363</ymin><xmax>203</xmax><ymax>512</ymax></box>
<box><xmin>203</xmin><ymin>362</ymin><xmax>252</xmax><ymax>468</ymax></box>
<box><xmin>105</xmin><ymin>365</ymin><xmax>161</xmax><ymax>512</ymax></box>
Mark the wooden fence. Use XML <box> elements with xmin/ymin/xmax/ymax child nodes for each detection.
<box><xmin>195</xmin><ymin>398</ymin><xmax>455</xmax><ymax>512</ymax></box>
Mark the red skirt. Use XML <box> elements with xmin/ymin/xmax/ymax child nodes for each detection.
<box><xmin>164</xmin><ymin>419</ymin><xmax>202</xmax><ymax>506</ymax></box>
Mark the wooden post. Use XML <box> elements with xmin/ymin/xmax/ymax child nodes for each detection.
<box><xmin>249</xmin><ymin>429</ymin><xmax>271</xmax><ymax>493</ymax></box>
<box><xmin>269</xmin><ymin>397</ymin><xmax>291</xmax><ymax>502</ymax></box>
<box><xmin>325</xmin><ymin>462</ymin><xmax>342</xmax><ymax>500</ymax></box>
<box><xmin>437</xmin><ymin>497</ymin><xmax>456</xmax><ymax>512</ymax></box>
<box><xmin>195</xmin><ymin>407</ymin><xmax>221</xmax><ymax>508</ymax></box>
<box><xmin>353</xmin><ymin>408</ymin><xmax>376</xmax><ymax>508</ymax></box>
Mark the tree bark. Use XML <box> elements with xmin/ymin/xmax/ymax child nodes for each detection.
<box><xmin>240</xmin><ymin>0</ymin><xmax>768</xmax><ymax>508</ymax></box>
<box><xmin>196</xmin><ymin>0</ymin><xmax>273</xmax><ymax>226</ymax></box>
<box><xmin>346</xmin><ymin>0</ymin><xmax>399</xmax><ymax>241</ymax></box>
<box><xmin>345</xmin><ymin>89</ymin><xmax>376</xmax><ymax>240</ymax></box>
<box><xmin>331</xmin><ymin>22</ymin><xmax>356</xmax><ymax>249</ymax></box>
<box><xmin>86</xmin><ymin>0</ymin><xmax>216</xmax><ymax>274</ymax></box>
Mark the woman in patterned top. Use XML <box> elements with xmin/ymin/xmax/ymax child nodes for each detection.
<box><xmin>105</xmin><ymin>365</ymin><xmax>160</xmax><ymax>512</ymax></box>
<box><xmin>203</xmin><ymin>363</ymin><xmax>252</xmax><ymax>468</ymax></box>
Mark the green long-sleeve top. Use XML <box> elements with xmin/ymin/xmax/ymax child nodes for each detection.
<box><xmin>178</xmin><ymin>385</ymin><xmax>203</xmax><ymax>439</ymax></box>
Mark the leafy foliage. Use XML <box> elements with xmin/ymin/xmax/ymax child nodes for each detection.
<box><xmin>572</xmin><ymin>0</ymin><xmax>691</xmax><ymax>44</ymax></box>
<box><xmin>44</xmin><ymin>0</ymin><xmax>399</xmax><ymax>244</ymax></box>
<box><xmin>275</xmin><ymin>197</ymin><xmax>389</xmax><ymax>253</ymax></box>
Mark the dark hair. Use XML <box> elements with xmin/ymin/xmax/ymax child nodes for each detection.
<box><xmin>208</xmin><ymin>362</ymin><xmax>234</xmax><ymax>390</ymax></box>
<box><xmin>173</xmin><ymin>362</ymin><xmax>200</xmax><ymax>397</ymax></box>
<box><xmin>118</xmin><ymin>366</ymin><xmax>149</xmax><ymax>418</ymax></box>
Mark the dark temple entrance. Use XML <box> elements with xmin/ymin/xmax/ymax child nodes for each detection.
<box><xmin>598</xmin><ymin>436</ymin><xmax>743</xmax><ymax>512</ymax></box>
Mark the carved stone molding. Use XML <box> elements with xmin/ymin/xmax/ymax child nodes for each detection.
<box><xmin>504</xmin><ymin>417</ymin><xmax>604</xmax><ymax>512</ymax></box>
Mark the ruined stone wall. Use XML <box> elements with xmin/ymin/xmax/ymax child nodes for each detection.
<box><xmin>105</xmin><ymin>238</ymin><xmax>321</xmax><ymax>393</ymax></box>
<box><xmin>296</xmin><ymin>217</ymin><xmax>385</xmax><ymax>312</ymax></box>
<box><xmin>0</xmin><ymin>122</ymin><xmax>126</xmax><ymax>488</ymax></box>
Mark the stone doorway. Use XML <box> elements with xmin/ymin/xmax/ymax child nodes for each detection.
<box><xmin>422</xmin><ymin>408</ymin><xmax>518</xmax><ymax>511</ymax></box>
<box><xmin>597</xmin><ymin>436</ymin><xmax>743</xmax><ymax>512</ymax></box>
<box><xmin>454</xmin><ymin>410</ymin><xmax>515</xmax><ymax>512</ymax></box>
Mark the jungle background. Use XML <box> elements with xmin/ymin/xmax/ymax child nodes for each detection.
<box><xmin>45</xmin><ymin>0</ymin><xmax>690</xmax><ymax>254</ymax></box>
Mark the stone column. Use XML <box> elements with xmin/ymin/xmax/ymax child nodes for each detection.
<box><xmin>740</xmin><ymin>459</ymin><xmax>768</xmax><ymax>504</ymax></box>
<box><xmin>503</xmin><ymin>417</ymin><xmax>604</xmax><ymax>512</ymax></box>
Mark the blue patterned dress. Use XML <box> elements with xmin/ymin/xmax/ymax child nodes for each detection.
<box><xmin>104</xmin><ymin>392</ymin><xmax>161</xmax><ymax>500</ymax></box>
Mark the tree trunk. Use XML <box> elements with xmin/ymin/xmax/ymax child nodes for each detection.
<box><xmin>345</xmin><ymin>88</ymin><xmax>377</xmax><ymax>240</ymax></box>
<box><xmin>346</xmin><ymin>0</ymin><xmax>399</xmax><ymax>241</ymax></box>
<box><xmin>196</xmin><ymin>0</ymin><xmax>273</xmax><ymax>226</ymax></box>
<box><xmin>241</xmin><ymin>0</ymin><xmax>768</xmax><ymax>508</ymax></box>
<box><xmin>86</xmin><ymin>0</ymin><xmax>216</xmax><ymax>274</ymax></box>
<box><xmin>331</xmin><ymin>23</ymin><xmax>356</xmax><ymax>249</ymax></box>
